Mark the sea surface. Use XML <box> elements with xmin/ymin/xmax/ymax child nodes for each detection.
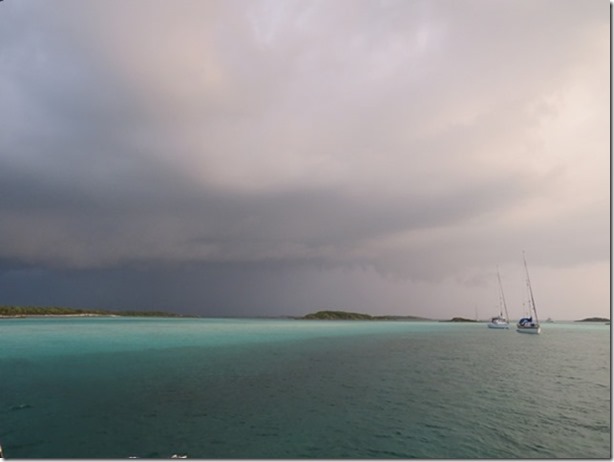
<box><xmin>0</xmin><ymin>317</ymin><xmax>610</xmax><ymax>459</ymax></box>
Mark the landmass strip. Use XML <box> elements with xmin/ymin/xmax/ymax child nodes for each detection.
<box><xmin>0</xmin><ymin>305</ymin><xmax>192</xmax><ymax>318</ymax></box>
<box><xmin>0</xmin><ymin>306</ymin><xmax>608</xmax><ymax>322</ymax></box>
<box><xmin>302</xmin><ymin>310</ymin><xmax>432</xmax><ymax>320</ymax></box>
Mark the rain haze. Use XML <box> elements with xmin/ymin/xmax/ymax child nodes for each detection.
<box><xmin>0</xmin><ymin>0</ymin><xmax>609</xmax><ymax>320</ymax></box>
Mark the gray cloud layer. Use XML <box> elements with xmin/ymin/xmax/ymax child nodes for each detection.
<box><xmin>0</xmin><ymin>0</ymin><xmax>609</xmax><ymax>318</ymax></box>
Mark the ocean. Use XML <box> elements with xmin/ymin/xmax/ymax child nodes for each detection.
<box><xmin>0</xmin><ymin>317</ymin><xmax>610</xmax><ymax>459</ymax></box>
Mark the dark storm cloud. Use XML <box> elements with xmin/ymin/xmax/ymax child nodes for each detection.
<box><xmin>0</xmin><ymin>0</ymin><xmax>608</xmax><ymax>317</ymax></box>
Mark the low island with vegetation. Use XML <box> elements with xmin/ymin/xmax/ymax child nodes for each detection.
<box><xmin>0</xmin><ymin>305</ymin><xmax>192</xmax><ymax>318</ymax></box>
<box><xmin>575</xmin><ymin>317</ymin><xmax>610</xmax><ymax>323</ymax></box>
<box><xmin>441</xmin><ymin>317</ymin><xmax>479</xmax><ymax>323</ymax></box>
<box><xmin>302</xmin><ymin>310</ymin><xmax>431</xmax><ymax>321</ymax></box>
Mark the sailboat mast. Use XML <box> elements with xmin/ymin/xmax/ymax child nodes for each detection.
<box><xmin>497</xmin><ymin>267</ymin><xmax>510</xmax><ymax>322</ymax></box>
<box><xmin>523</xmin><ymin>252</ymin><xmax>539</xmax><ymax>324</ymax></box>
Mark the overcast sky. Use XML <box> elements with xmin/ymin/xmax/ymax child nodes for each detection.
<box><xmin>0</xmin><ymin>0</ymin><xmax>609</xmax><ymax>319</ymax></box>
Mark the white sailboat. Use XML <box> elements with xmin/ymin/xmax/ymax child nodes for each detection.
<box><xmin>488</xmin><ymin>268</ymin><xmax>510</xmax><ymax>329</ymax></box>
<box><xmin>516</xmin><ymin>253</ymin><xmax>541</xmax><ymax>334</ymax></box>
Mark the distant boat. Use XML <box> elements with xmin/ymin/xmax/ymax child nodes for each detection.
<box><xmin>488</xmin><ymin>268</ymin><xmax>510</xmax><ymax>329</ymax></box>
<box><xmin>516</xmin><ymin>253</ymin><xmax>541</xmax><ymax>335</ymax></box>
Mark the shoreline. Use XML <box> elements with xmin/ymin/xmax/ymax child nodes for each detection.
<box><xmin>0</xmin><ymin>313</ymin><xmax>121</xmax><ymax>318</ymax></box>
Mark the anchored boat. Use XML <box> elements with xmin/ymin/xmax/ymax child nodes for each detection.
<box><xmin>516</xmin><ymin>253</ymin><xmax>541</xmax><ymax>335</ymax></box>
<box><xmin>488</xmin><ymin>268</ymin><xmax>510</xmax><ymax>329</ymax></box>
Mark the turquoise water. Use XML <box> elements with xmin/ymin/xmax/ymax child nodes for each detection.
<box><xmin>0</xmin><ymin>318</ymin><xmax>610</xmax><ymax>458</ymax></box>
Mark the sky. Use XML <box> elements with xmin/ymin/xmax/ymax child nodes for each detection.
<box><xmin>0</xmin><ymin>0</ymin><xmax>609</xmax><ymax>320</ymax></box>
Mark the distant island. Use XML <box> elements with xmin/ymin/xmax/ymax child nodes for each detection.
<box><xmin>302</xmin><ymin>310</ymin><xmax>431</xmax><ymax>321</ymax></box>
<box><xmin>0</xmin><ymin>305</ymin><xmax>193</xmax><ymax>318</ymax></box>
<box><xmin>575</xmin><ymin>317</ymin><xmax>610</xmax><ymax>323</ymax></box>
<box><xmin>441</xmin><ymin>317</ymin><xmax>479</xmax><ymax>323</ymax></box>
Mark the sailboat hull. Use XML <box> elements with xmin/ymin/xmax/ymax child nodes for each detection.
<box><xmin>488</xmin><ymin>322</ymin><xmax>509</xmax><ymax>329</ymax></box>
<box><xmin>516</xmin><ymin>325</ymin><xmax>541</xmax><ymax>334</ymax></box>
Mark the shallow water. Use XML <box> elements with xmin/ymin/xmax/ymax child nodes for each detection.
<box><xmin>0</xmin><ymin>318</ymin><xmax>610</xmax><ymax>458</ymax></box>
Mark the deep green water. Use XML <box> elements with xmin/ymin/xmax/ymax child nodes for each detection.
<box><xmin>0</xmin><ymin>318</ymin><xmax>610</xmax><ymax>458</ymax></box>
